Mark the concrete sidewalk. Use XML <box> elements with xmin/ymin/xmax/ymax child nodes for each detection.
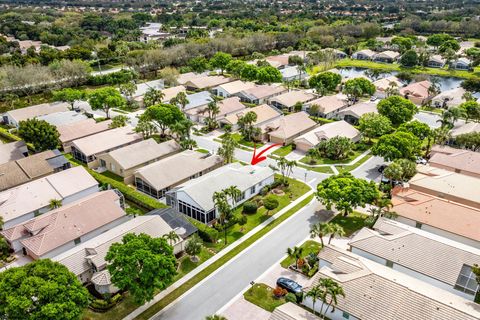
<box><xmin>123</xmin><ymin>189</ymin><xmax>314</xmax><ymax>320</ymax></box>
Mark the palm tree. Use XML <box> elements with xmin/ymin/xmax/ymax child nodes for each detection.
<box><xmin>324</xmin><ymin>280</ymin><xmax>345</xmax><ymax>315</ymax></box>
<box><xmin>433</xmin><ymin>126</ymin><xmax>452</xmax><ymax>145</ymax></box>
<box><xmin>212</xmin><ymin>186</ymin><xmax>241</xmax><ymax>245</ymax></box>
<box><xmin>275</xmin><ymin>157</ymin><xmax>297</xmax><ymax>184</ymax></box>
<box><xmin>217</xmin><ymin>132</ymin><xmax>238</xmax><ymax>164</ymax></box>
<box><xmin>205</xmin><ymin>315</ymin><xmax>227</xmax><ymax>320</ymax></box>
<box><xmin>49</xmin><ymin>199</ymin><xmax>62</xmax><ymax>210</ymax></box>
<box><xmin>309</xmin><ymin>222</ymin><xmax>331</xmax><ymax>247</ymax></box>
<box><xmin>171</xmin><ymin>92</ymin><xmax>189</xmax><ymax>112</ymax></box>
<box><xmin>305</xmin><ymin>285</ymin><xmax>325</xmax><ymax>316</ymax></box>
<box><xmin>286</xmin><ymin>246</ymin><xmax>304</xmax><ymax>269</ymax></box>
<box><xmin>327</xmin><ymin>224</ymin><xmax>345</xmax><ymax>245</ymax></box>
<box><xmin>163</xmin><ymin>231</ymin><xmax>180</xmax><ymax>246</ymax></box>
<box><xmin>204</xmin><ymin>100</ymin><xmax>220</xmax><ymax>131</ymax></box>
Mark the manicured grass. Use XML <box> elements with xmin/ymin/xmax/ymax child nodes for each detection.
<box><xmin>134</xmin><ymin>194</ymin><xmax>314</xmax><ymax>320</ymax></box>
<box><xmin>175</xmin><ymin>247</ymin><xmax>215</xmax><ymax>280</ymax></box>
<box><xmin>280</xmin><ymin>240</ymin><xmax>322</xmax><ymax>268</ymax></box>
<box><xmin>219</xmin><ymin>132</ymin><xmax>264</xmax><ymax>149</ymax></box>
<box><xmin>243</xmin><ymin>283</ymin><xmax>286</xmax><ymax>312</ymax></box>
<box><xmin>99</xmin><ymin>170</ymin><xmax>124</xmax><ymax>182</ymax></box>
<box><xmin>195</xmin><ymin>148</ymin><xmax>210</xmax><ymax>154</ymax></box>
<box><xmin>272</xmin><ymin>144</ymin><xmax>293</xmax><ymax>157</ymax></box>
<box><xmin>330</xmin><ymin>212</ymin><xmax>368</xmax><ymax>236</ymax></box>
<box><xmin>336</xmin><ymin>154</ymin><xmax>373</xmax><ymax>173</ymax></box>
<box><xmin>300</xmin><ymin>149</ymin><xmax>363</xmax><ymax>165</ymax></box>
<box><xmin>334</xmin><ymin>58</ymin><xmax>480</xmax><ymax>79</ymax></box>
<box><xmin>297</xmin><ymin>164</ymin><xmax>334</xmax><ymax>174</ymax></box>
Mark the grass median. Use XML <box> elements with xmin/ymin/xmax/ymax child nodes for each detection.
<box><xmin>134</xmin><ymin>194</ymin><xmax>314</xmax><ymax>320</ymax></box>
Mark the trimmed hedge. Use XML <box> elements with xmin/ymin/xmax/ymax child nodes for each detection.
<box><xmin>242</xmin><ymin>201</ymin><xmax>258</xmax><ymax>214</ymax></box>
<box><xmin>0</xmin><ymin>127</ymin><xmax>35</xmax><ymax>151</ymax></box>
<box><xmin>89</xmin><ymin>294</ymin><xmax>123</xmax><ymax>312</ymax></box>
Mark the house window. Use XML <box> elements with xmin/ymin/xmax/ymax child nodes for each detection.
<box><xmin>386</xmin><ymin>260</ymin><xmax>393</xmax><ymax>268</ymax></box>
<box><xmin>74</xmin><ymin>237</ymin><xmax>81</xmax><ymax>245</ymax></box>
<box><xmin>342</xmin><ymin>311</ymin><xmax>350</xmax><ymax>319</ymax></box>
<box><xmin>250</xmin><ymin>185</ymin><xmax>256</xmax><ymax>194</ymax></box>
<box><xmin>415</xmin><ymin>222</ymin><xmax>422</xmax><ymax>229</ymax></box>
<box><xmin>454</xmin><ymin>265</ymin><xmax>479</xmax><ymax>295</ymax></box>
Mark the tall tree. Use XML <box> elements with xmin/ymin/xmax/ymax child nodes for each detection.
<box><xmin>210</xmin><ymin>52</ymin><xmax>232</xmax><ymax>75</ymax></box>
<box><xmin>212</xmin><ymin>186</ymin><xmax>241</xmax><ymax>245</ymax></box>
<box><xmin>237</xmin><ymin>111</ymin><xmax>260</xmax><ymax>141</ymax></box>
<box><xmin>308</xmin><ymin>71</ymin><xmax>342</xmax><ymax>92</ymax></box>
<box><xmin>305</xmin><ymin>285</ymin><xmax>326</xmax><ymax>316</ymax></box>
<box><xmin>163</xmin><ymin>231</ymin><xmax>180</xmax><ymax>246</ymax></box>
<box><xmin>0</xmin><ymin>259</ymin><xmax>89</xmax><ymax>320</ymax></box>
<box><xmin>52</xmin><ymin>88</ymin><xmax>86</xmax><ymax>110</ymax></box>
<box><xmin>88</xmin><ymin>87</ymin><xmax>125</xmax><ymax>118</ymax></box>
<box><xmin>217</xmin><ymin>132</ymin><xmax>239</xmax><ymax>164</ymax></box>
<box><xmin>377</xmin><ymin>95</ymin><xmax>418</xmax><ymax>126</ymax></box>
<box><xmin>317</xmin><ymin>136</ymin><xmax>354</xmax><ymax>160</ymax></box>
<box><xmin>204</xmin><ymin>100</ymin><xmax>220</xmax><ymax>131</ymax></box>
<box><xmin>358</xmin><ymin>113</ymin><xmax>392</xmax><ymax>142</ymax></box>
<box><xmin>143</xmin><ymin>87</ymin><xmax>165</xmax><ymax>108</ymax></box>
<box><xmin>275</xmin><ymin>157</ymin><xmax>297</xmax><ymax>184</ymax></box>
<box><xmin>106</xmin><ymin>233</ymin><xmax>177</xmax><ymax>304</ymax></box>
<box><xmin>316</xmin><ymin>172</ymin><xmax>380</xmax><ymax>216</ymax></box>
<box><xmin>185</xmin><ymin>234</ymin><xmax>203</xmax><ymax>262</ymax></box>
<box><xmin>323</xmin><ymin>279</ymin><xmax>345</xmax><ymax>315</ymax></box>
<box><xmin>18</xmin><ymin>118</ymin><xmax>60</xmax><ymax>151</ymax></box>
<box><xmin>142</xmin><ymin>103</ymin><xmax>185</xmax><ymax>137</ymax></box>
<box><xmin>171</xmin><ymin>91</ymin><xmax>189</xmax><ymax>112</ymax></box>
<box><xmin>372</xmin><ymin>131</ymin><xmax>422</xmax><ymax>161</ymax></box>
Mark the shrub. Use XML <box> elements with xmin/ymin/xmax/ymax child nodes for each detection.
<box><xmin>197</xmin><ymin>227</ymin><xmax>219</xmax><ymax>243</ymax></box>
<box><xmin>243</xmin><ymin>201</ymin><xmax>258</xmax><ymax>214</ymax></box>
<box><xmin>308</xmin><ymin>264</ymin><xmax>319</xmax><ymax>277</ymax></box>
<box><xmin>263</xmin><ymin>195</ymin><xmax>279</xmax><ymax>212</ymax></box>
<box><xmin>238</xmin><ymin>214</ymin><xmax>248</xmax><ymax>226</ymax></box>
<box><xmin>87</xmin><ymin>69</ymin><xmax>137</xmax><ymax>86</ymax></box>
<box><xmin>259</xmin><ymin>187</ymin><xmax>269</xmax><ymax>196</ymax></box>
<box><xmin>285</xmin><ymin>293</ymin><xmax>297</xmax><ymax>303</ymax></box>
<box><xmin>272</xmin><ymin>286</ymin><xmax>288</xmax><ymax>297</ymax></box>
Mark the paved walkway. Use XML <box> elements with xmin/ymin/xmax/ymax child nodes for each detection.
<box><xmin>221</xmin><ymin>297</ymin><xmax>271</xmax><ymax>320</ymax></box>
<box><xmin>123</xmin><ymin>190</ymin><xmax>314</xmax><ymax>320</ymax></box>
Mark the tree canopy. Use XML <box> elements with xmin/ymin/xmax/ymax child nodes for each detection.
<box><xmin>377</xmin><ymin>95</ymin><xmax>418</xmax><ymax>126</ymax></box>
<box><xmin>0</xmin><ymin>259</ymin><xmax>89</xmax><ymax>320</ymax></box>
<box><xmin>106</xmin><ymin>233</ymin><xmax>177</xmax><ymax>304</ymax></box>
<box><xmin>18</xmin><ymin>118</ymin><xmax>60</xmax><ymax>151</ymax></box>
<box><xmin>88</xmin><ymin>86</ymin><xmax>125</xmax><ymax>118</ymax></box>
<box><xmin>142</xmin><ymin>103</ymin><xmax>185</xmax><ymax>137</ymax></box>
<box><xmin>358</xmin><ymin>113</ymin><xmax>392</xmax><ymax>141</ymax></box>
<box><xmin>316</xmin><ymin>172</ymin><xmax>380</xmax><ymax>216</ymax></box>
<box><xmin>372</xmin><ymin>131</ymin><xmax>422</xmax><ymax>161</ymax></box>
<box><xmin>397</xmin><ymin>120</ymin><xmax>431</xmax><ymax>140</ymax></box>
<box><xmin>308</xmin><ymin>71</ymin><xmax>342</xmax><ymax>92</ymax></box>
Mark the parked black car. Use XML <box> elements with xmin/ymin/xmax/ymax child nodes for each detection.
<box><xmin>377</xmin><ymin>165</ymin><xmax>387</xmax><ymax>173</ymax></box>
<box><xmin>276</xmin><ymin>277</ymin><xmax>303</xmax><ymax>294</ymax></box>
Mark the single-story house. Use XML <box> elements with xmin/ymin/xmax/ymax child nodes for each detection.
<box><xmin>196</xmin><ymin>96</ymin><xmax>246</xmax><ymax>124</ymax></box>
<box><xmin>399</xmin><ymin>80</ymin><xmax>432</xmax><ymax>105</ymax></box>
<box><xmin>53</xmin><ymin>215</ymin><xmax>185</xmax><ymax>294</ymax></box>
<box><xmin>0</xmin><ymin>149</ymin><xmax>70</xmax><ymax>192</ymax></box>
<box><xmin>321</xmin><ymin>48</ymin><xmax>347</xmax><ymax>59</ymax></box>
<box><xmin>304</xmin><ymin>94</ymin><xmax>349</xmax><ymax>119</ymax></box>
<box><xmin>71</xmin><ymin>126</ymin><xmax>143</xmax><ymax>168</ymax></box>
<box><xmin>338</xmin><ymin>102</ymin><xmax>378</xmax><ymax>124</ymax></box>
<box><xmin>134</xmin><ymin>150</ymin><xmax>223</xmax><ymax>199</ymax></box>
<box><xmin>221</xmin><ymin>104</ymin><xmax>283</xmax><ymax>139</ymax></box>
<box><xmin>179</xmin><ymin>73</ymin><xmax>232</xmax><ymax>91</ymax></box>
<box><xmin>280</xmin><ymin>66</ymin><xmax>308</xmax><ymax>82</ymax></box>
<box><xmin>266</xmin><ymin>111</ymin><xmax>317</xmax><ymax>145</ymax></box>
<box><xmin>373</xmin><ymin>50</ymin><xmax>400</xmax><ymax>63</ymax></box>
<box><xmin>408</xmin><ymin>165</ymin><xmax>480</xmax><ymax>210</ymax></box>
<box><xmin>212</xmin><ymin>80</ymin><xmax>256</xmax><ymax>98</ymax></box>
<box><xmin>263</xmin><ymin>54</ymin><xmax>290</xmax><ymax>69</ymax></box>
<box><xmin>131</xmin><ymin>79</ymin><xmax>165</xmax><ymax>105</ymax></box>
<box><xmin>373</xmin><ymin>76</ymin><xmax>403</xmax><ymax>98</ymax></box>
<box><xmin>391</xmin><ymin>188</ymin><xmax>480</xmax><ymax>248</ymax></box>
<box><xmin>427</xmin><ymin>55</ymin><xmax>446</xmax><ymax>68</ymax></box>
<box><xmin>160</xmin><ymin>85</ymin><xmax>187</xmax><ymax>103</ymax></box>
<box><xmin>0</xmin><ymin>166</ymin><xmax>98</xmax><ymax>229</ymax></box>
<box><xmin>0</xmin><ymin>141</ymin><xmax>28</xmax><ymax>165</ymax></box>
<box><xmin>37</xmin><ymin>111</ymin><xmax>88</xmax><ymax>127</ymax></box>
<box><xmin>293</xmin><ymin>120</ymin><xmax>361</xmax><ymax>153</ymax></box>
<box><xmin>269</xmin><ymin>90</ymin><xmax>316</xmax><ymax>112</ymax></box>
<box><xmin>350</xmin><ymin>217</ymin><xmax>480</xmax><ymax>301</ymax></box>
<box><xmin>429</xmin><ymin>144</ymin><xmax>464</xmax><ymax>156</ymax></box>
<box><xmin>303</xmin><ymin>245</ymin><xmax>480</xmax><ymax>320</ymax></box>
<box><xmin>352</xmin><ymin>49</ymin><xmax>376</xmax><ymax>60</ymax></box>
<box><xmin>166</xmin><ymin>163</ymin><xmax>275</xmax><ymax>224</ymax></box>
<box><xmin>431</xmin><ymin>87</ymin><xmax>467</xmax><ymax>109</ymax></box>
<box><xmin>182</xmin><ymin>91</ymin><xmax>214</xmax><ymax>121</ymax></box>
<box><xmin>57</xmin><ymin>119</ymin><xmax>112</xmax><ymax>153</ymax></box>
<box><xmin>2</xmin><ymin>102</ymin><xmax>70</xmax><ymax>127</ymax></box>
<box><xmin>97</xmin><ymin>139</ymin><xmax>181</xmax><ymax>184</ymax></box>
<box><xmin>451</xmin><ymin>58</ymin><xmax>472</xmax><ymax>70</ymax></box>
<box><xmin>450</xmin><ymin>122</ymin><xmax>480</xmax><ymax>138</ymax></box>
<box><xmin>269</xmin><ymin>302</ymin><xmax>318</xmax><ymax>320</ymax></box>
<box><xmin>236</xmin><ymin>84</ymin><xmax>288</xmax><ymax>105</ymax></box>
<box><xmin>1</xmin><ymin>190</ymin><xmax>128</xmax><ymax>259</ymax></box>
<box><xmin>428</xmin><ymin>148</ymin><xmax>480</xmax><ymax>179</ymax></box>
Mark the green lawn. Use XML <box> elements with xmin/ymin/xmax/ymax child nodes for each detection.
<box><xmin>300</xmin><ymin>149</ymin><xmax>363</xmax><ymax>166</ymax></box>
<box><xmin>99</xmin><ymin>170</ymin><xmax>124</xmax><ymax>183</ymax></box>
<box><xmin>280</xmin><ymin>240</ymin><xmax>322</xmax><ymax>268</ymax></box>
<box><xmin>243</xmin><ymin>283</ymin><xmax>286</xmax><ymax>312</ymax></box>
<box><xmin>336</xmin><ymin>154</ymin><xmax>373</xmax><ymax>173</ymax></box>
<box><xmin>219</xmin><ymin>132</ymin><xmax>264</xmax><ymax>149</ymax></box>
<box><xmin>297</xmin><ymin>164</ymin><xmax>334</xmax><ymax>174</ymax></box>
<box><xmin>330</xmin><ymin>212</ymin><xmax>368</xmax><ymax>236</ymax></box>
<box><xmin>272</xmin><ymin>144</ymin><xmax>293</xmax><ymax>157</ymax></box>
<box><xmin>195</xmin><ymin>148</ymin><xmax>210</xmax><ymax>154</ymax></box>
<box><xmin>334</xmin><ymin>58</ymin><xmax>480</xmax><ymax>79</ymax></box>
<box><xmin>175</xmin><ymin>247</ymin><xmax>214</xmax><ymax>280</ymax></box>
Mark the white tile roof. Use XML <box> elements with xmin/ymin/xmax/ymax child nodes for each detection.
<box><xmin>72</xmin><ymin>126</ymin><xmax>143</xmax><ymax>157</ymax></box>
<box><xmin>313</xmin><ymin>245</ymin><xmax>480</xmax><ymax>320</ymax></box>
<box><xmin>215</xmin><ymin>80</ymin><xmax>256</xmax><ymax>96</ymax></box>
<box><xmin>57</xmin><ymin>119</ymin><xmax>112</xmax><ymax>143</ymax></box>
<box><xmin>0</xmin><ymin>166</ymin><xmax>98</xmax><ymax>224</ymax></box>
<box><xmin>269</xmin><ymin>302</ymin><xmax>319</xmax><ymax>320</ymax></box>
<box><xmin>350</xmin><ymin>218</ymin><xmax>480</xmax><ymax>287</ymax></box>
<box><xmin>306</xmin><ymin>94</ymin><xmax>348</xmax><ymax>114</ymax></box>
<box><xmin>6</xmin><ymin>102</ymin><xmax>70</xmax><ymax>123</ymax></box>
<box><xmin>171</xmin><ymin>163</ymin><xmax>274</xmax><ymax>211</ymax></box>
<box><xmin>223</xmin><ymin>104</ymin><xmax>282</xmax><ymax>126</ymax></box>
<box><xmin>104</xmin><ymin>139</ymin><xmax>180</xmax><ymax>170</ymax></box>
<box><xmin>338</xmin><ymin>102</ymin><xmax>378</xmax><ymax>118</ymax></box>
<box><xmin>269</xmin><ymin>90</ymin><xmax>316</xmax><ymax>108</ymax></box>
<box><xmin>267</xmin><ymin>112</ymin><xmax>317</xmax><ymax>140</ymax></box>
<box><xmin>134</xmin><ymin>150</ymin><xmax>223</xmax><ymax>191</ymax></box>
<box><xmin>37</xmin><ymin>111</ymin><xmax>88</xmax><ymax>127</ymax></box>
<box><xmin>293</xmin><ymin>120</ymin><xmax>360</xmax><ymax>146</ymax></box>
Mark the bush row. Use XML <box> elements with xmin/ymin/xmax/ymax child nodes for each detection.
<box><xmin>0</xmin><ymin>127</ymin><xmax>35</xmax><ymax>151</ymax></box>
<box><xmin>87</xmin><ymin>69</ymin><xmax>137</xmax><ymax>86</ymax></box>
<box><xmin>89</xmin><ymin>293</ymin><xmax>123</xmax><ymax>312</ymax></box>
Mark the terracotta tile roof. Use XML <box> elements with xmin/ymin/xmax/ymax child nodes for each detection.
<box><xmin>269</xmin><ymin>90</ymin><xmax>316</xmax><ymax>108</ymax></box>
<box><xmin>216</xmin><ymin>97</ymin><xmax>246</xmax><ymax>118</ymax></box>
<box><xmin>399</xmin><ymin>80</ymin><xmax>431</xmax><ymax>98</ymax></box>
<box><xmin>240</xmin><ymin>84</ymin><xmax>287</xmax><ymax>100</ymax></box>
<box><xmin>306</xmin><ymin>94</ymin><xmax>348</xmax><ymax>114</ymax></box>
<box><xmin>429</xmin><ymin>149</ymin><xmax>480</xmax><ymax>176</ymax></box>
<box><xmin>267</xmin><ymin>112</ymin><xmax>317</xmax><ymax>140</ymax></box>
<box><xmin>223</xmin><ymin>104</ymin><xmax>282</xmax><ymax>126</ymax></box>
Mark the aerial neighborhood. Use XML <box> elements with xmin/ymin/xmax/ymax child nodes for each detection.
<box><xmin>1</xmin><ymin>1</ymin><xmax>480</xmax><ymax>320</ymax></box>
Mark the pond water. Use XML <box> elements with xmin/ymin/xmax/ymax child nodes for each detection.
<box><xmin>336</xmin><ymin>67</ymin><xmax>465</xmax><ymax>92</ymax></box>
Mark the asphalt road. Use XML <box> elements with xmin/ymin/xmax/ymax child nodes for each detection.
<box><xmin>148</xmin><ymin>136</ymin><xmax>384</xmax><ymax>320</ymax></box>
<box><xmin>152</xmin><ymin>198</ymin><xmax>330</xmax><ymax>320</ymax></box>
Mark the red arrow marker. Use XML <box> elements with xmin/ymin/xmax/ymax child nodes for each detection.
<box><xmin>251</xmin><ymin>143</ymin><xmax>282</xmax><ymax>165</ymax></box>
